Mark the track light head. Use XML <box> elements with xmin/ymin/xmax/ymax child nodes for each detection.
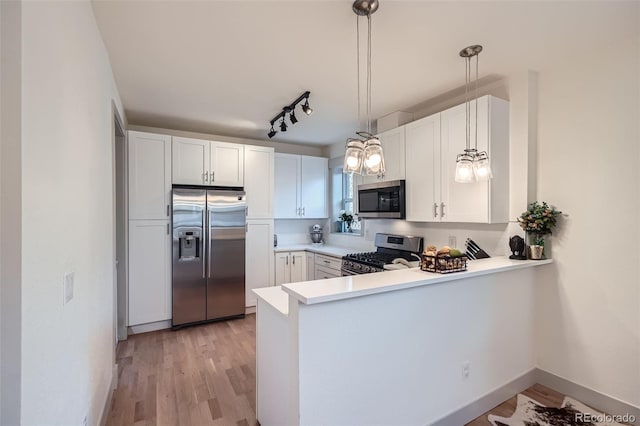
<box><xmin>268</xmin><ymin>125</ymin><xmax>277</xmax><ymax>139</ymax></box>
<box><xmin>301</xmin><ymin>98</ymin><xmax>313</xmax><ymax>116</ymax></box>
<box><xmin>290</xmin><ymin>110</ymin><xmax>298</xmax><ymax>124</ymax></box>
<box><xmin>280</xmin><ymin>118</ymin><xmax>288</xmax><ymax>132</ymax></box>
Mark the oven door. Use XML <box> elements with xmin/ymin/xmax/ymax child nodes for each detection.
<box><xmin>357</xmin><ymin>180</ymin><xmax>405</xmax><ymax>219</ymax></box>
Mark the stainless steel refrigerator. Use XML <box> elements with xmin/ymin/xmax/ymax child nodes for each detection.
<box><xmin>172</xmin><ymin>187</ymin><xmax>246</xmax><ymax>327</ymax></box>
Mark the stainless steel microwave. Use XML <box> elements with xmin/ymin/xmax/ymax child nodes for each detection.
<box><xmin>357</xmin><ymin>180</ymin><xmax>406</xmax><ymax>219</ymax></box>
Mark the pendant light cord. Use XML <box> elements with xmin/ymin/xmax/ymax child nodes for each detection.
<box><xmin>356</xmin><ymin>15</ymin><xmax>361</xmax><ymax>132</ymax></box>
<box><xmin>367</xmin><ymin>14</ymin><xmax>372</xmax><ymax>134</ymax></box>
<box><xmin>474</xmin><ymin>54</ymin><xmax>479</xmax><ymax>151</ymax></box>
<box><xmin>465</xmin><ymin>57</ymin><xmax>470</xmax><ymax>151</ymax></box>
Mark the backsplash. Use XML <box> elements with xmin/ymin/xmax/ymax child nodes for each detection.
<box><xmin>274</xmin><ymin>219</ymin><xmax>331</xmax><ymax>245</ymax></box>
<box><xmin>326</xmin><ymin>219</ymin><xmax>523</xmax><ymax>256</ymax></box>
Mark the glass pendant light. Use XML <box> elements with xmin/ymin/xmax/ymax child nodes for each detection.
<box><xmin>343</xmin><ymin>138</ymin><xmax>365</xmax><ymax>174</ymax></box>
<box><xmin>455</xmin><ymin>44</ymin><xmax>493</xmax><ymax>183</ymax></box>
<box><xmin>344</xmin><ymin>0</ymin><xmax>384</xmax><ymax>176</ymax></box>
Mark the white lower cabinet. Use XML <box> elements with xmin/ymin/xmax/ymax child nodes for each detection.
<box><xmin>245</xmin><ymin>220</ymin><xmax>274</xmax><ymax>307</ymax></box>
<box><xmin>128</xmin><ymin>220</ymin><xmax>171</xmax><ymax>326</ymax></box>
<box><xmin>306</xmin><ymin>252</ymin><xmax>315</xmax><ymax>280</ymax></box>
<box><xmin>314</xmin><ymin>254</ymin><xmax>342</xmax><ymax>279</ymax></box>
<box><xmin>274</xmin><ymin>251</ymin><xmax>306</xmax><ymax>285</ymax></box>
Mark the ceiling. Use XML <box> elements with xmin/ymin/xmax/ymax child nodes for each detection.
<box><xmin>92</xmin><ymin>1</ymin><xmax>632</xmax><ymax>146</ymax></box>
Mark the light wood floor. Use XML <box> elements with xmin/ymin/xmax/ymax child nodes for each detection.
<box><xmin>106</xmin><ymin>315</ymin><xmax>258</xmax><ymax>426</ymax></box>
<box><xmin>106</xmin><ymin>315</ymin><xmax>586</xmax><ymax>426</ymax></box>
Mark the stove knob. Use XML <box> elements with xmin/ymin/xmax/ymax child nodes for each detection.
<box><xmin>364</xmin><ymin>266</ymin><xmax>371</xmax><ymax>273</ymax></box>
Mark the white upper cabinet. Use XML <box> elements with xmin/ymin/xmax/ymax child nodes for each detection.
<box><xmin>274</xmin><ymin>154</ymin><xmax>301</xmax><ymax>219</ymax></box>
<box><xmin>300</xmin><ymin>156</ymin><xmax>329</xmax><ymax>218</ymax></box>
<box><xmin>274</xmin><ymin>154</ymin><xmax>328</xmax><ymax>219</ymax></box>
<box><xmin>172</xmin><ymin>136</ymin><xmax>209</xmax><ymax>185</ymax></box>
<box><xmin>128</xmin><ymin>131</ymin><xmax>171</xmax><ymax>220</ymax></box>
<box><xmin>404</xmin><ymin>95</ymin><xmax>509</xmax><ymax>224</ymax></box>
<box><xmin>245</xmin><ymin>145</ymin><xmax>274</xmax><ymax>219</ymax></box>
<box><xmin>172</xmin><ymin>137</ymin><xmax>244</xmax><ymax>187</ymax></box>
<box><xmin>362</xmin><ymin>127</ymin><xmax>406</xmax><ymax>184</ymax></box>
<box><xmin>210</xmin><ymin>141</ymin><xmax>244</xmax><ymax>187</ymax></box>
<box><xmin>405</xmin><ymin>114</ymin><xmax>441</xmax><ymax>222</ymax></box>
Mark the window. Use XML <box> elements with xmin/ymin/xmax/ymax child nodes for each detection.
<box><xmin>330</xmin><ymin>167</ymin><xmax>361</xmax><ymax>235</ymax></box>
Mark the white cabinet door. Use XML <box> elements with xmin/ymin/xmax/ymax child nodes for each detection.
<box><xmin>274</xmin><ymin>154</ymin><xmax>301</xmax><ymax>219</ymax></box>
<box><xmin>210</xmin><ymin>141</ymin><xmax>244</xmax><ymax>187</ymax></box>
<box><xmin>405</xmin><ymin>114</ymin><xmax>441</xmax><ymax>222</ymax></box>
<box><xmin>245</xmin><ymin>145</ymin><xmax>274</xmax><ymax>219</ymax></box>
<box><xmin>300</xmin><ymin>156</ymin><xmax>328</xmax><ymax>218</ymax></box>
<box><xmin>305</xmin><ymin>252</ymin><xmax>315</xmax><ymax>281</ymax></box>
<box><xmin>380</xmin><ymin>127</ymin><xmax>406</xmax><ymax>181</ymax></box>
<box><xmin>172</xmin><ymin>136</ymin><xmax>209</xmax><ymax>185</ymax></box>
<box><xmin>274</xmin><ymin>252</ymin><xmax>290</xmax><ymax>285</ymax></box>
<box><xmin>128</xmin><ymin>220</ymin><xmax>171</xmax><ymax>325</ymax></box>
<box><xmin>128</xmin><ymin>131</ymin><xmax>171</xmax><ymax>220</ymax></box>
<box><xmin>289</xmin><ymin>251</ymin><xmax>306</xmax><ymax>283</ymax></box>
<box><xmin>246</xmin><ymin>220</ymin><xmax>274</xmax><ymax>307</ymax></box>
<box><xmin>440</xmin><ymin>100</ymin><xmax>489</xmax><ymax>223</ymax></box>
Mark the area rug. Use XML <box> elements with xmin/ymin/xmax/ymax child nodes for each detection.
<box><xmin>488</xmin><ymin>393</ymin><xmax>629</xmax><ymax>426</ymax></box>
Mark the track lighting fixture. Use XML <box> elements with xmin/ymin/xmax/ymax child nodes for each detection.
<box><xmin>301</xmin><ymin>98</ymin><xmax>313</xmax><ymax>116</ymax></box>
<box><xmin>266</xmin><ymin>91</ymin><xmax>312</xmax><ymax>139</ymax></box>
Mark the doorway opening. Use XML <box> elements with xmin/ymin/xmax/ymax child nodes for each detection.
<box><xmin>113</xmin><ymin>110</ymin><xmax>127</xmax><ymax>342</ymax></box>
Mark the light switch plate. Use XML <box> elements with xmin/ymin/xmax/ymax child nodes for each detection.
<box><xmin>448</xmin><ymin>236</ymin><xmax>457</xmax><ymax>249</ymax></box>
<box><xmin>63</xmin><ymin>272</ymin><xmax>74</xmax><ymax>305</ymax></box>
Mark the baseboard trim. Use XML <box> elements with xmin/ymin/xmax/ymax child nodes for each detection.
<box><xmin>430</xmin><ymin>368</ymin><xmax>538</xmax><ymax>426</ymax></box>
<box><xmin>128</xmin><ymin>319</ymin><xmax>171</xmax><ymax>334</ymax></box>
<box><xmin>535</xmin><ymin>369</ymin><xmax>640</xmax><ymax>426</ymax></box>
<box><xmin>99</xmin><ymin>366</ymin><xmax>116</xmax><ymax>426</ymax></box>
<box><xmin>429</xmin><ymin>368</ymin><xmax>640</xmax><ymax>426</ymax></box>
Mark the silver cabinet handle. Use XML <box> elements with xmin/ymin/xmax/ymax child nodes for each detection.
<box><xmin>302</xmin><ymin>207</ymin><xmax>305</xmax><ymax>216</ymax></box>
<box><xmin>211</xmin><ymin>171</ymin><xmax>215</xmax><ymax>182</ymax></box>
<box><xmin>297</xmin><ymin>207</ymin><xmax>301</xmax><ymax>216</ymax></box>
<box><xmin>167</xmin><ymin>223</ymin><xmax>170</xmax><ymax>235</ymax></box>
<box><xmin>292</xmin><ymin>255</ymin><xmax>295</xmax><ymax>265</ymax></box>
<box><xmin>204</xmin><ymin>171</ymin><xmax>209</xmax><ymax>183</ymax></box>
<box><xmin>441</xmin><ymin>202</ymin><xmax>445</xmax><ymax>217</ymax></box>
<box><xmin>434</xmin><ymin>203</ymin><xmax>438</xmax><ymax>218</ymax></box>
<box><xmin>324</xmin><ymin>260</ymin><xmax>330</xmax><ymax>264</ymax></box>
<box><xmin>286</xmin><ymin>255</ymin><xmax>289</xmax><ymax>265</ymax></box>
<box><xmin>166</xmin><ymin>204</ymin><xmax>170</xmax><ymax>217</ymax></box>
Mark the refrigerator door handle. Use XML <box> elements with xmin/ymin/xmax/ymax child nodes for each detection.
<box><xmin>202</xmin><ymin>210</ymin><xmax>206</xmax><ymax>278</ymax></box>
<box><xmin>208</xmin><ymin>211</ymin><xmax>212</xmax><ymax>278</ymax></box>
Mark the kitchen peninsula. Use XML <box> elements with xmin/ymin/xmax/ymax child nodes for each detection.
<box><xmin>254</xmin><ymin>257</ymin><xmax>552</xmax><ymax>426</ymax></box>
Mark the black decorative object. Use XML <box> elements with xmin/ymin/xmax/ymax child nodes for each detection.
<box><xmin>509</xmin><ymin>235</ymin><xmax>527</xmax><ymax>260</ymax></box>
<box><xmin>267</xmin><ymin>91</ymin><xmax>312</xmax><ymax>138</ymax></box>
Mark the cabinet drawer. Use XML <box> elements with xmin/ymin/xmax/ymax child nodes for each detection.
<box><xmin>314</xmin><ymin>265</ymin><xmax>341</xmax><ymax>280</ymax></box>
<box><xmin>314</xmin><ymin>254</ymin><xmax>342</xmax><ymax>271</ymax></box>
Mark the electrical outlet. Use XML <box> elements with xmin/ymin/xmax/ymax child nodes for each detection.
<box><xmin>448</xmin><ymin>236</ymin><xmax>457</xmax><ymax>248</ymax></box>
<box><xmin>63</xmin><ymin>272</ymin><xmax>74</xmax><ymax>305</ymax></box>
<box><xmin>462</xmin><ymin>361</ymin><xmax>470</xmax><ymax>379</ymax></box>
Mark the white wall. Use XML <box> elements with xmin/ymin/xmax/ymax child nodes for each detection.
<box><xmin>0</xmin><ymin>1</ymin><xmax>22</xmax><ymax>424</ymax></box>
<box><xmin>294</xmin><ymin>268</ymin><xmax>538</xmax><ymax>425</ymax></box>
<box><xmin>535</xmin><ymin>4</ymin><xmax>640</xmax><ymax>407</ymax></box>
<box><xmin>20</xmin><ymin>1</ymin><xmax>124</xmax><ymax>424</ymax></box>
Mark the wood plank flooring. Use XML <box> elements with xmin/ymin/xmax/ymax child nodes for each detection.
<box><xmin>106</xmin><ymin>315</ymin><xmax>258</xmax><ymax>426</ymax></box>
<box><xmin>107</xmin><ymin>315</ymin><xmax>610</xmax><ymax>426</ymax></box>
<box><xmin>467</xmin><ymin>383</ymin><xmax>564</xmax><ymax>425</ymax></box>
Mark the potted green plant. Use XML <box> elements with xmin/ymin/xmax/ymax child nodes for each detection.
<box><xmin>517</xmin><ymin>201</ymin><xmax>562</xmax><ymax>260</ymax></box>
<box><xmin>339</xmin><ymin>210</ymin><xmax>354</xmax><ymax>233</ymax></box>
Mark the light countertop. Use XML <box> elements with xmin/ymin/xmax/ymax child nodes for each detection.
<box><xmin>253</xmin><ymin>285</ymin><xmax>289</xmax><ymax>316</ymax></box>
<box><xmin>280</xmin><ymin>256</ymin><xmax>553</xmax><ymax>305</ymax></box>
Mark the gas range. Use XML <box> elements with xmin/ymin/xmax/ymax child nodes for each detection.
<box><xmin>341</xmin><ymin>233</ymin><xmax>423</xmax><ymax>276</ymax></box>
